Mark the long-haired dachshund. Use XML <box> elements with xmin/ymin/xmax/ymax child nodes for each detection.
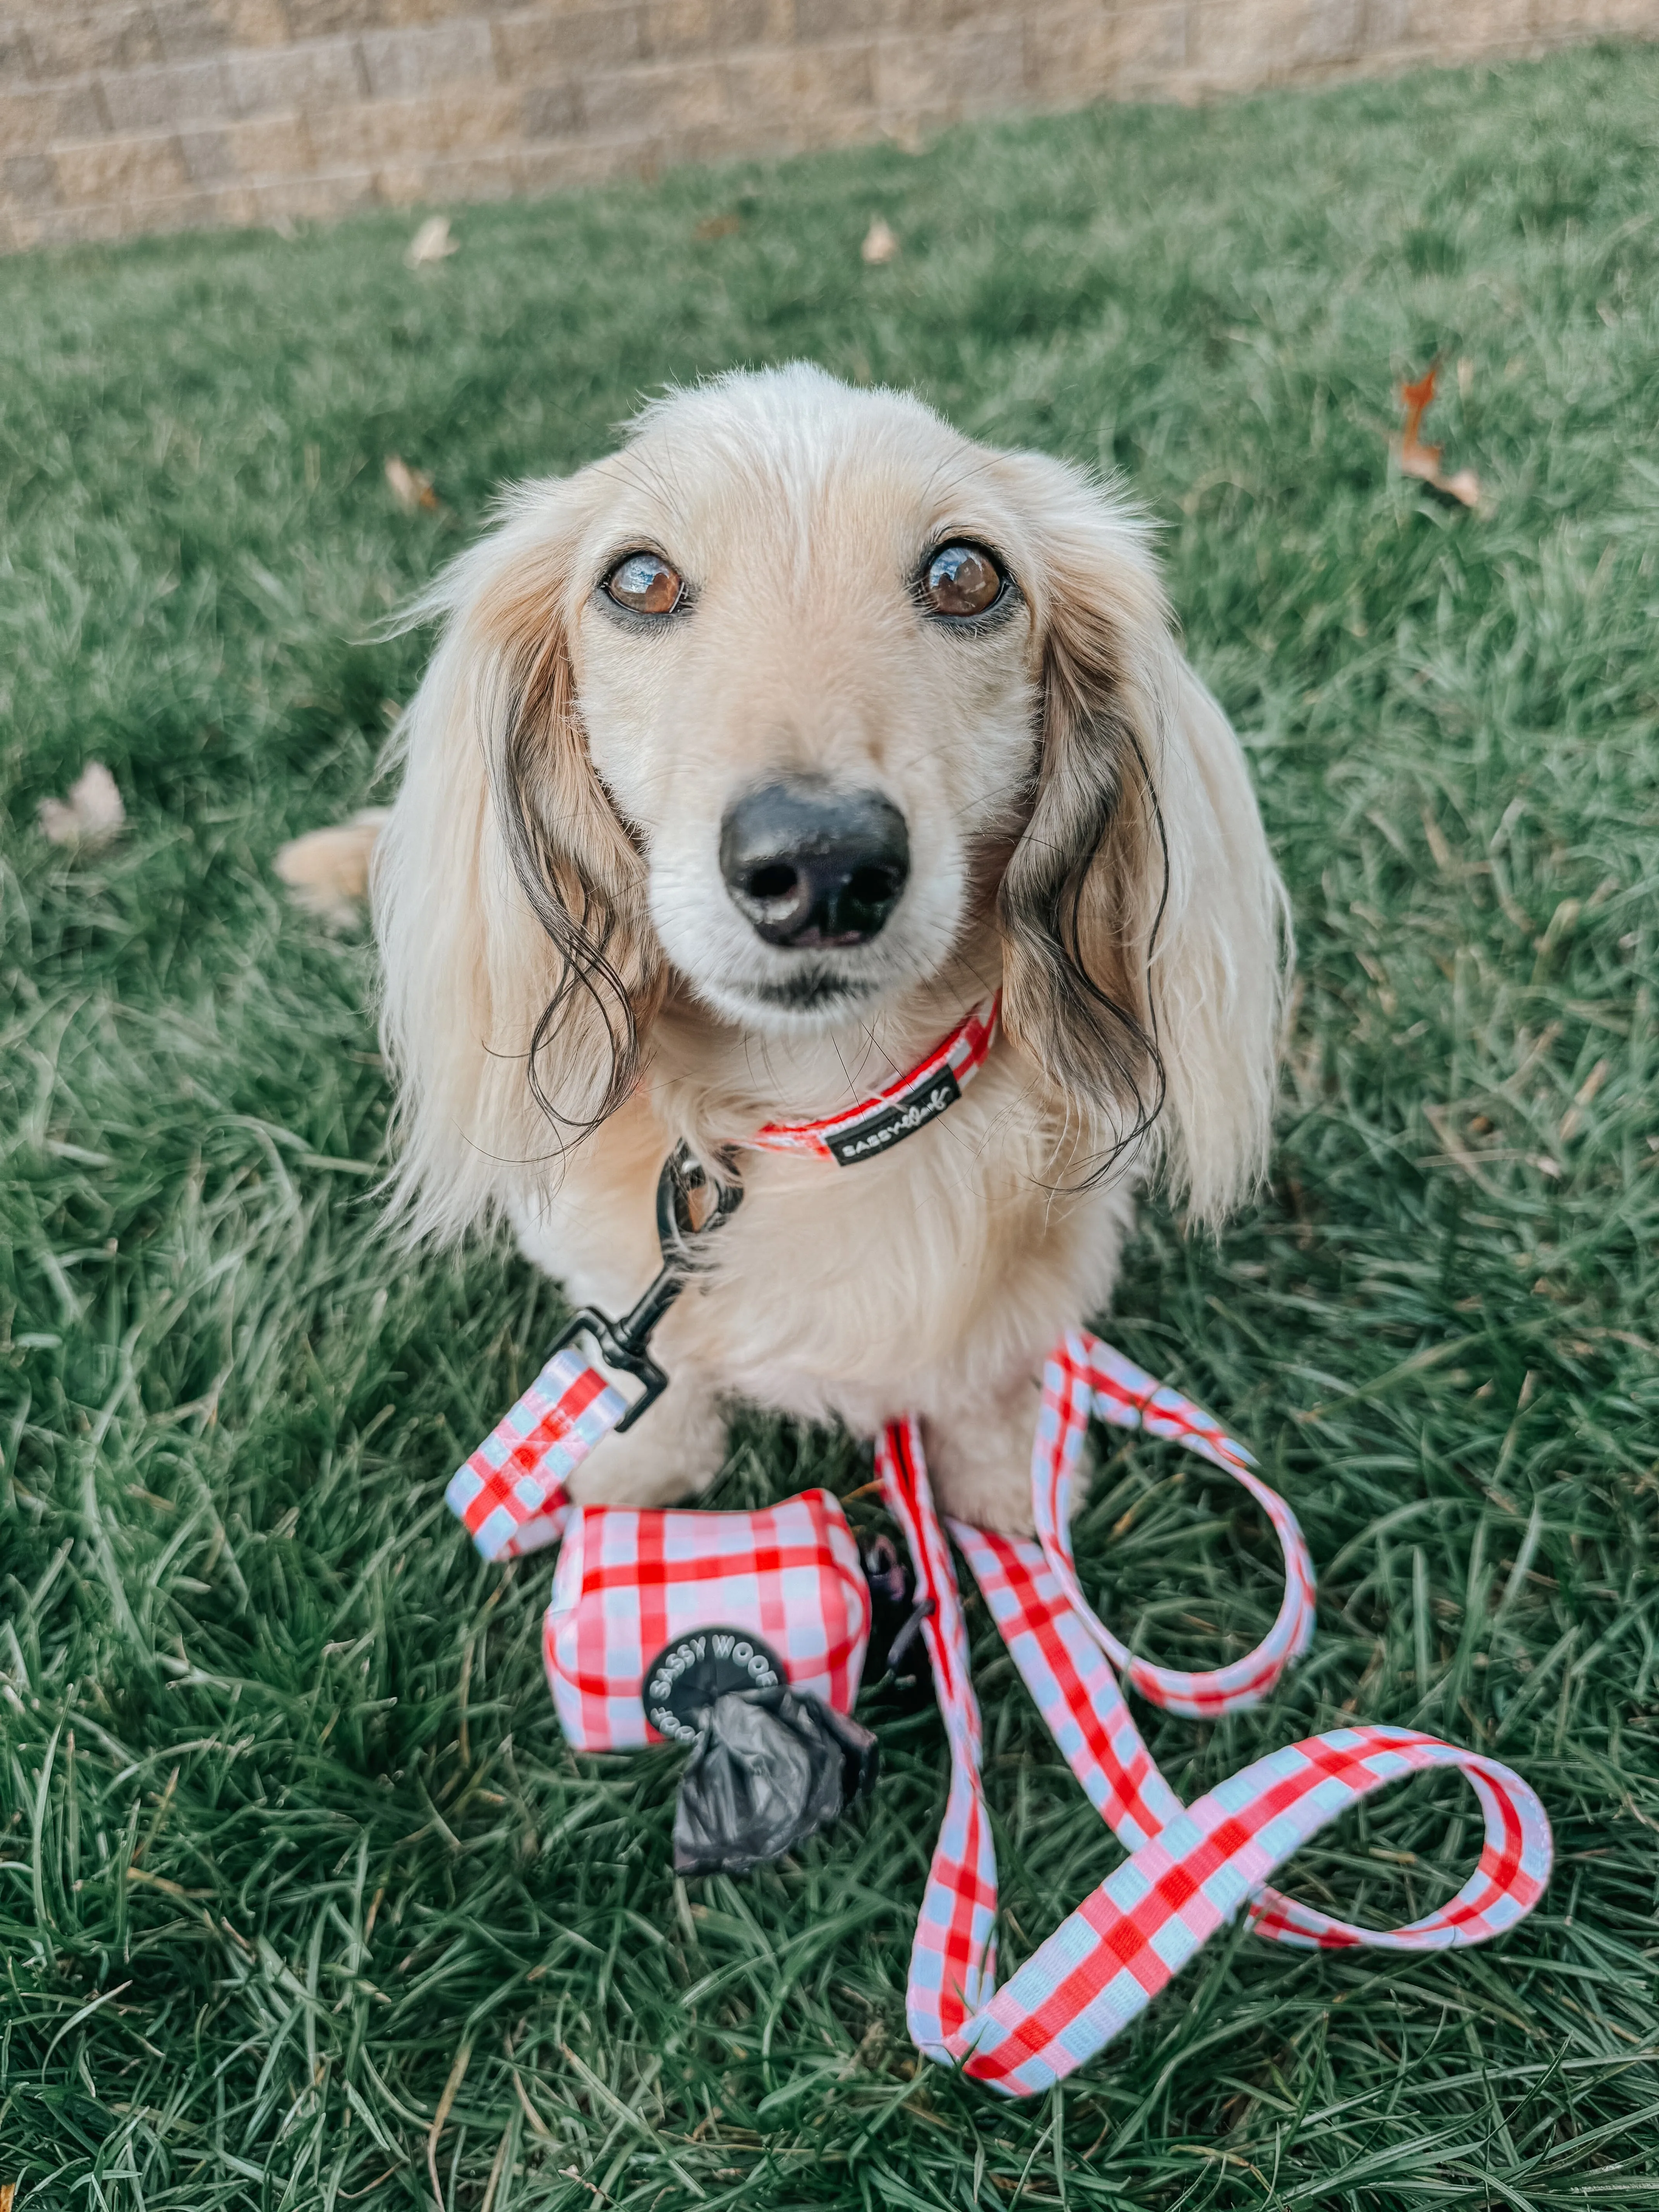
<box><xmin>370</xmin><ymin>365</ymin><xmax>1288</xmax><ymax>1531</ymax></box>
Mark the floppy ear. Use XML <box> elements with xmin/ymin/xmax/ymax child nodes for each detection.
<box><xmin>374</xmin><ymin>479</ymin><xmax>662</xmax><ymax>1241</ymax></box>
<box><xmin>995</xmin><ymin>454</ymin><xmax>1290</xmax><ymax>1226</ymax></box>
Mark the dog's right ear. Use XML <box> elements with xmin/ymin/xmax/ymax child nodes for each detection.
<box><xmin>992</xmin><ymin>448</ymin><xmax>1289</xmax><ymax>1224</ymax></box>
<box><xmin>374</xmin><ymin>479</ymin><xmax>662</xmax><ymax>1241</ymax></box>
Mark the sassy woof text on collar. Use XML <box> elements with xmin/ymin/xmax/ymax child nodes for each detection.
<box><xmin>747</xmin><ymin>992</ymin><xmax>998</xmax><ymax>1166</ymax></box>
<box><xmin>446</xmin><ymin>1316</ymin><xmax>1551</xmax><ymax>2097</ymax></box>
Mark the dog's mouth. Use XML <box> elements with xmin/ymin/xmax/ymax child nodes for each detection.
<box><xmin>744</xmin><ymin>970</ymin><xmax>880</xmax><ymax>1012</ymax></box>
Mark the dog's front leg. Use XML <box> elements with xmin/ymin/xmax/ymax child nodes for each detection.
<box><xmin>565</xmin><ymin>1357</ymin><xmax>729</xmax><ymax>1511</ymax></box>
<box><xmin>919</xmin><ymin>1369</ymin><xmax>1046</xmax><ymax>1537</ymax></box>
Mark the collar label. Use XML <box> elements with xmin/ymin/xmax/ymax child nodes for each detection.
<box><xmin>826</xmin><ymin>1066</ymin><xmax>961</xmax><ymax>1166</ymax></box>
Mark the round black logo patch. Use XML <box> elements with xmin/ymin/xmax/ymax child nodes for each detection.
<box><xmin>642</xmin><ymin>1627</ymin><xmax>787</xmax><ymax>1745</ymax></box>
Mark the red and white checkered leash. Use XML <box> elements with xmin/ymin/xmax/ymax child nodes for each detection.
<box><xmin>449</xmin><ymin>1324</ymin><xmax>1550</xmax><ymax>2096</ymax></box>
<box><xmin>445</xmin><ymin>990</ymin><xmax>1548</xmax><ymax>2097</ymax></box>
<box><xmin>876</xmin><ymin>1330</ymin><xmax>1552</xmax><ymax>2095</ymax></box>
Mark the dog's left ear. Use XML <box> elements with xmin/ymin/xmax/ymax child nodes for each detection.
<box><xmin>994</xmin><ymin>452</ymin><xmax>1290</xmax><ymax>1225</ymax></box>
<box><xmin>374</xmin><ymin>474</ymin><xmax>663</xmax><ymax>1242</ymax></box>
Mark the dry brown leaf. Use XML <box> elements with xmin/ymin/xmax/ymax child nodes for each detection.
<box><xmin>385</xmin><ymin>454</ymin><xmax>438</xmax><ymax>514</ymax></box>
<box><xmin>38</xmin><ymin>761</ymin><xmax>125</xmax><ymax>851</ymax></box>
<box><xmin>861</xmin><ymin>216</ymin><xmax>899</xmax><ymax>266</ymax></box>
<box><xmin>2</xmin><ymin>2182</ymin><xmax>15</xmax><ymax>2212</ymax></box>
<box><xmin>1397</xmin><ymin>362</ymin><xmax>1481</xmax><ymax>508</ymax></box>
<box><xmin>1559</xmin><ymin>1055</ymin><xmax>1612</xmax><ymax>1143</ymax></box>
<box><xmin>405</xmin><ymin>214</ymin><xmax>457</xmax><ymax>268</ymax></box>
<box><xmin>273</xmin><ymin>809</ymin><xmax>388</xmax><ymax>926</ymax></box>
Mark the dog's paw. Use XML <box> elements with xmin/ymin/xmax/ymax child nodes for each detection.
<box><xmin>566</xmin><ymin>1384</ymin><xmax>728</xmax><ymax>1511</ymax></box>
<box><xmin>274</xmin><ymin>808</ymin><xmax>388</xmax><ymax>927</ymax></box>
<box><xmin>921</xmin><ymin>1379</ymin><xmax>1043</xmax><ymax>1537</ymax></box>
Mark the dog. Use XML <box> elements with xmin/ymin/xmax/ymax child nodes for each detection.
<box><xmin>370</xmin><ymin>364</ymin><xmax>1288</xmax><ymax>1533</ymax></box>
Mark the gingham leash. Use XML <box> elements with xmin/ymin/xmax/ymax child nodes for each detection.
<box><xmin>442</xmin><ymin>993</ymin><xmax>1550</xmax><ymax>2098</ymax></box>
<box><xmin>875</xmin><ymin>1331</ymin><xmax>1553</xmax><ymax>2096</ymax></box>
<box><xmin>447</xmin><ymin>997</ymin><xmax>999</xmax><ymax>1559</ymax></box>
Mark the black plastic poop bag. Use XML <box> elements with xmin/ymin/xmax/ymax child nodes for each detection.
<box><xmin>642</xmin><ymin>1628</ymin><xmax>879</xmax><ymax>1877</ymax></box>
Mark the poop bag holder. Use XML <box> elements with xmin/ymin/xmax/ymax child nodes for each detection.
<box><xmin>540</xmin><ymin>1490</ymin><xmax>878</xmax><ymax>1873</ymax></box>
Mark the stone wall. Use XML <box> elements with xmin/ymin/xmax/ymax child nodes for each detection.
<box><xmin>3</xmin><ymin>0</ymin><xmax>1656</xmax><ymax>252</ymax></box>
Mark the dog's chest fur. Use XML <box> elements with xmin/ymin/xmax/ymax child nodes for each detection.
<box><xmin>508</xmin><ymin>1029</ymin><xmax>1137</xmax><ymax>1440</ymax></box>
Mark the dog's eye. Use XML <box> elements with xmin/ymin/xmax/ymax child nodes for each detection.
<box><xmin>921</xmin><ymin>543</ymin><xmax>1004</xmax><ymax>619</ymax></box>
<box><xmin>605</xmin><ymin>551</ymin><xmax>685</xmax><ymax>616</ymax></box>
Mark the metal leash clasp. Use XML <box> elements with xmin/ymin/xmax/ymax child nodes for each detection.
<box><xmin>547</xmin><ymin>1143</ymin><xmax>742</xmax><ymax>1432</ymax></box>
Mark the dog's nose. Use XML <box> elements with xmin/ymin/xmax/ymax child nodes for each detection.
<box><xmin>719</xmin><ymin>781</ymin><xmax>910</xmax><ymax>949</ymax></box>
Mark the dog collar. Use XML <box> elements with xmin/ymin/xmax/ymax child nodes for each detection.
<box><xmin>469</xmin><ymin>1000</ymin><xmax>1002</xmax><ymax>1447</ymax></box>
<box><xmin>748</xmin><ymin>993</ymin><xmax>999</xmax><ymax>1167</ymax></box>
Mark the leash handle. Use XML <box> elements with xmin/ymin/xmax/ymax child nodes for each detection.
<box><xmin>1027</xmin><ymin>1333</ymin><xmax>1317</xmax><ymax>1717</ymax></box>
<box><xmin>881</xmin><ymin>1334</ymin><xmax>1553</xmax><ymax>2096</ymax></box>
<box><xmin>447</xmin><ymin>1344</ymin><xmax>627</xmax><ymax>1560</ymax></box>
<box><xmin>447</xmin><ymin>1146</ymin><xmax>741</xmax><ymax>1559</ymax></box>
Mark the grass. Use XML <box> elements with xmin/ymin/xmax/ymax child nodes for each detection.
<box><xmin>4</xmin><ymin>37</ymin><xmax>1659</xmax><ymax>2210</ymax></box>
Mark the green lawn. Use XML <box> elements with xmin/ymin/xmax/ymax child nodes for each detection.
<box><xmin>5</xmin><ymin>41</ymin><xmax>1659</xmax><ymax>2210</ymax></box>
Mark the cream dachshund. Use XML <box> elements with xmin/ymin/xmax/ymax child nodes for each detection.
<box><xmin>360</xmin><ymin>365</ymin><xmax>1288</xmax><ymax>1533</ymax></box>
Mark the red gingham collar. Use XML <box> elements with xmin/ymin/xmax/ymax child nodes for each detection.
<box><xmin>747</xmin><ymin>992</ymin><xmax>999</xmax><ymax>1166</ymax></box>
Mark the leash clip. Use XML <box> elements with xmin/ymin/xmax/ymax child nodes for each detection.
<box><xmin>548</xmin><ymin>1143</ymin><xmax>742</xmax><ymax>1433</ymax></box>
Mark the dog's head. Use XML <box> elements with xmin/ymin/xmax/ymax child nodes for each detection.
<box><xmin>377</xmin><ymin>366</ymin><xmax>1287</xmax><ymax>1234</ymax></box>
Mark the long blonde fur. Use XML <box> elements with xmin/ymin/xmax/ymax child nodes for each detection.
<box><xmin>375</xmin><ymin>477</ymin><xmax>661</xmax><ymax>1242</ymax></box>
<box><xmin>372</xmin><ymin>366</ymin><xmax>1289</xmax><ymax>1529</ymax></box>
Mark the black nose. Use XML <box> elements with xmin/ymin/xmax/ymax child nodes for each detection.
<box><xmin>720</xmin><ymin>780</ymin><xmax>910</xmax><ymax>950</ymax></box>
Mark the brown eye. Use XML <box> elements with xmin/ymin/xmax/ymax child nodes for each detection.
<box><xmin>922</xmin><ymin>542</ymin><xmax>1005</xmax><ymax>618</ymax></box>
<box><xmin>605</xmin><ymin>551</ymin><xmax>685</xmax><ymax>616</ymax></box>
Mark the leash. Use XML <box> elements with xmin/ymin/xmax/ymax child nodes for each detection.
<box><xmin>876</xmin><ymin>1333</ymin><xmax>1553</xmax><ymax>2095</ymax></box>
<box><xmin>443</xmin><ymin>997</ymin><xmax>1551</xmax><ymax>2094</ymax></box>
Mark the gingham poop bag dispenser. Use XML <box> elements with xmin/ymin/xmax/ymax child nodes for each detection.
<box><xmin>544</xmin><ymin>1484</ymin><xmax>881</xmax><ymax>1877</ymax></box>
<box><xmin>447</xmin><ymin>1149</ymin><xmax>885</xmax><ymax>1879</ymax></box>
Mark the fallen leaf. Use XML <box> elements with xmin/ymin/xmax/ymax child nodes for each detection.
<box><xmin>384</xmin><ymin>454</ymin><xmax>438</xmax><ymax>514</ymax></box>
<box><xmin>1396</xmin><ymin>361</ymin><xmax>1480</xmax><ymax>508</ymax></box>
<box><xmin>405</xmin><ymin>213</ymin><xmax>457</xmax><ymax>268</ymax></box>
<box><xmin>860</xmin><ymin>216</ymin><xmax>899</xmax><ymax>265</ymax></box>
<box><xmin>1559</xmin><ymin>1056</ymin><xmax>1611</xmax><ymax>1143</ymax></box>
<box><xmin>694</xmin><ymin>211</ymin><xmax>741</xmax><ymax>241</ymax></box>
<box><xmin>38</xmin><ymin>761</ymin><xmax>125</xmax><ymax>851</ymax></box>
<box><xmin>273</xmin><ymin>809</ymin><xmax>388</xmax><ymax>926</ymax></box>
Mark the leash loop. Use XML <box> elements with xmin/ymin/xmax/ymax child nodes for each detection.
<box><xmin>1029</xmin><ymin>1332</ymin><xmax>1317</xmax><ymax>1717</ymax></box>
<box><xmin>878</xmin><ymin>1332</ymin><xmax>1553</xmax><ymax>2096</ymax></box>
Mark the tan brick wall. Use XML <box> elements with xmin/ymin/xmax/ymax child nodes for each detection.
<box><xmin>2</xmin><ymin>0</ymin><xmax>1654</xmax><ymax>251</ymax></box>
